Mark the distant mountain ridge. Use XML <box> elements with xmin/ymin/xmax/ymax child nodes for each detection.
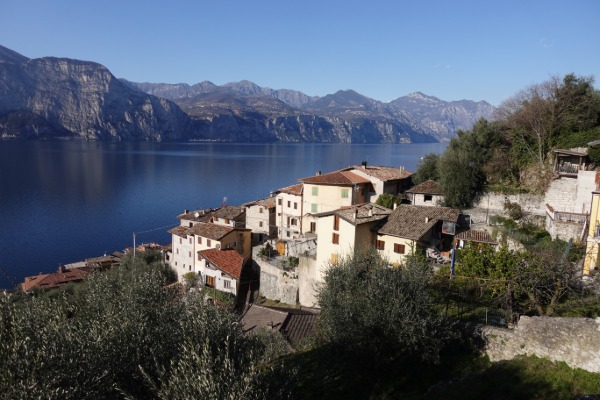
<box><xmin>0</xmin><ymin>44</ymin><xmax>495</xmax><ymax>142</ymax></box>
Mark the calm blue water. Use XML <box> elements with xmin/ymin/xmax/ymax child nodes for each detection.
<box><xmin>0</xmin><ymin>140</ymin><xmax>447</xmax><ymax>289</ymax></box>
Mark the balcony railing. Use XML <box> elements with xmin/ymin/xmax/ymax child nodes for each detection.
<box><xmin>546</xmin><ymin>204</ymin><xmax>589</xmax><ymax>225</ymax></box>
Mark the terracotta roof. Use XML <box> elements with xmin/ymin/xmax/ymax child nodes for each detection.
<box><xmin>377</xmin><ymin>205</ymin><xmax>460</xmax><ymax>240</ymax></box>
<box><xmin>406</xmin><ymin>180</ymin><xmax>444</xmax><ymax>195</ymax></box>
<box><xmin>320</xmin><ymin>203</ymin><xmax>391</xmax><ymax>225</ymax></box>
<box><xmin>244</xmin><ymin>197</ymin><xmax>276</xmax><ymax>209</ymax></box>
<box><xmin>168</xmin><ymin>226</ymin><xmax>190</xmax><ymax>238</ymax></box>
<box><xmin>299</xmin><ymin>170</ymin><xmax>371</xmax><ymax>186</ymax></box>
<box><xmin>213</xmin><ymin>206</ymin><xmax>245</xmax><ymax>220</ymax></box>
<box><xmin>343</xmin><ymin>165</ymin><xmax>413</xmax><ymax>181</ymax></box>
<box><xmin>199</xmin><ymin>248</ymin><xmax>244</xmax><ymax>280</ymax></box>
<box><xmin>278</xmin><ymin>183</ymin><xmax>303</xmax><ymax>196</ymax></box>
<box><xmin>455</xmin><ymin>229</ymin><xmax>498</xmax><ymax>245</ymax></box>
<box><xmin>22</xmin><ymin>267</ymin><xmax>89</xmax><ymax>293</ymax></box>
<box><xmin>190</xmin><ymin>223</ymin><xmax>236</xmax><ymax>240</ymax></box>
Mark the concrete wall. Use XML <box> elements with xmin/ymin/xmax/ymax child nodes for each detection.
<box><xmin>544</xmin><ymin>178</ymin><xmax>579</xmax><ymax>213</ymax></box>
<box><xmin>546</xmin><ymin>219</ymin><xmax>587</xmax><ymax>241</ymax></box>
<box><xmin>256</xmin><ymin>258</ymin><xmax>299</xmax><ymax>305</ymax></box>
<box><xmin>298</xmin><ymin>255</ymin><xmax>319</xmax><ymax>308</ymax></box>
<box><xmin>482</xmin><ymin>316</ymin><xmax>600</xmax><ymax>373</ymax></box>
<box><xmin>474</xmin><ymin>192</ymin><xmax>546</xmax><ymax>216</ymax></box>
<box><xmin>575</xmin><ymin>171</ymin><xmax>598</xmax><ymax>214</ymax></box>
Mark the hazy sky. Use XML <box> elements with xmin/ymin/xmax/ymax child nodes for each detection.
<box><xmin>1</xmin><ymin>0</ymin><xmax>598</xmax><ymax>105</ymax></box>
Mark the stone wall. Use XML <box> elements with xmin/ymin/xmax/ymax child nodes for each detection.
<box><xmin>298</xmin><ymin>256</ymin><xmax>319</xmax><ymax>308</ymax></box>
<box><xmin>544</xmin><ymin>178</ymin><xmax>579</xmax><ymax>213</ymax></box>
<box><xmin>474</xmin><ymin>192</ymin><xmax>546</xmax><ymax>216</ymax></box>
<box><xmin>482</xmin><ymin>316</ymin><xmax>600</xmax><ymax>373</ymax></box>
<box><xmin>256</xmin><ymin>258</ymin><xmax>299</xmax><ymax>305</ymax></box>
<box><xmin>546</xmin><ymin>219</ymin><xmax>587</xmax><ymax>241</ymax></box>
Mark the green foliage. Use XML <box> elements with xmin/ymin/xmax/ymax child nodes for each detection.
<box><xmin>287</xmin><ymin>256</ymin><xmax>299</xmax><ymax>268</ymax></box>
<box><xmin>412</xmin><ymin>152</ymin><xmax>440</xmax><ymax>184</ymax></box>
<box><xmin>182</xmin><ymin>271</ymin><xmax>197</xmax><ymax>287</ymax></box>
<box><xmin>258</xmin><ymin>243</ymin><xmax>276</xmax><ymax>259</ymax></box>
<box><xmin>374</xmin><ymin>193</ymin><xmax>401</xmax><ymax>209</ymax></box>
<box><xmin>318</xmin><ymin>249</ymin><xmax>453</xmax><ymax>363</ymax></box>
<box><xmin>503</xmin><ymin>201</ymin><xmax>524</xmax><ymax>220</ymax></box>
<box><xmin>0</xmin><ymin>255</ymin><xmax>291</xmax><ymax>399</ymax></box>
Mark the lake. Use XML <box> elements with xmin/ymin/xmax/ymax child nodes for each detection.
<box><xmin>0</xmin><ymin>140</ymin><xmax>447</xmax><ymax>289</ymax></box>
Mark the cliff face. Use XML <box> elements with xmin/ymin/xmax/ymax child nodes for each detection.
<box><xmin>0</xmin><ymin>50</ymin><xmax>194</xmax><ymax>141</ymax></box>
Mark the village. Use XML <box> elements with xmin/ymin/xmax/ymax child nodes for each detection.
<box><xmin>20</xmin><ymin>143</ymin><xmax>600</xmax><ymax>329</ymax></box>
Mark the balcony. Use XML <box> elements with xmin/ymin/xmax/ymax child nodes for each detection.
<box><xmin>546</xmin><ymin>204</ymin><xmax>589</xmax><ymax>225</ymax></box>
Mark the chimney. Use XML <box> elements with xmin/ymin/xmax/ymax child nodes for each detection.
<box><xmin>354</xmin><ymin>209</ymin><xmax>358</xmax><ymax>220</ymax></box>
<box><xmin>425</xmin><ymin>217</ymin><xmax>430</xmax><ymax>223</ymax></box>
<box><xmin>362</xmin><ymin>160</ymin><xmax>367</xmax><ymax>170</ymax></box>
<box><xmin>399</xmin><ymin>166</ymin><xmax>404</xmax><ymax>174</ymax></box>
<box><xmin>316</xmin><ymin>171</ymin><xmax>321</xmax><ymax>176</ymax></box>
<box><xmin>368</xmin><ymin>207</ymin><xmax>373</xmax><ymax>217</ymax></box>
<box><xmin>184</xmin><ymin>209</ymin><xmax>189</xmax><ymax>214</ymax></box>
<box><xmin>393</xmin><ymin>202</ymin><xmax>397</xmax><ymax>210</ymax></box>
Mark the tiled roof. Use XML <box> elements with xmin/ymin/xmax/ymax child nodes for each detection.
<box><xmin>406</xmin><ymin>180</ymin><xmax>444</xmax><ymax>195</ymax></box>
<box><xmin>278</xmin><ymin>184</ymin><xmax>303</xmax><ymax>196</ymax></box>
<box><xmin>177</xmin><ymin>208</ymin><xmax>216</xmax><ymax>222</ymax></box>
<box><xmin>343</xmin><ymin>165</ymin><xmax>413</xmax><ymax>181</ymax></box>
<box><xmin>190</xmin><ymin>223</ymin><xmax>235</xmax><ymax>240</ymax></box>
<box><xmin>213</xmin><ymin>206</ymin><xmax>245</xmax><ymax>220</ymax></box>
<box><xmin>22</xmin><ymin>267</ymin><xmax>89</xmax><ymax>293</ymax></box>
<box><xmin>377</xmin><ymin>205</ymin><xmax>460</xmax><ymax>240</ymax></box>
<box><xmin>168</xmin><ymin>226</ymin><xmax>190</xmax><ymax>238</ymax></box>
<box><xmin>241</xmin><ymin>304</ymin><xmax>318</xmax><ymax>348</ymax></box>
<box><xmin>299</xmin><ymin>170</ymin><xmax>371</xmax><ymax>186</ymax></box>
<box><xmin>244</xmin><ymin>197</ymin><xmax>276</xmax><ymax>209</ymax></box>
<box><xmin>330</xmin><ymin>203</ymin><xmax>391</xmax><ymax>225</ymax></box>
<box><xmin>455</xmin><ymin>229</ymin><xmax>498</xmax><ymax>245</ymax></box>
<box><xmin>199</xmin><ymin>248</ymin><xmax>244</xmax><ymax>280</ymax></box>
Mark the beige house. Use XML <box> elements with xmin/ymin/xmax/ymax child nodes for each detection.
<box><xmin>340</xmin><ymin>162</ymin><xmax>413</xmax><ymax>203</ymax></box>
<box><xmin>584</xmin><ymin>191</ymin><xmax>600</xmax><ymax>275</ymax></box>
<box><xmin>376</xmin><ymin>205</ymin><xmax>460</xmax><ymax>266</ymax></box>
<box><xmin>406</xmin><ymin>180</ymin><xmax>445</xmax><ymax>206</ymax></box>
<box><xmin>275</xmin><ymin>184</ymin><xmax>303</xmax><ymax>239</ymax></box>
<box><xmin>177</xmin><ymin>208</ymin><xmax>216</xmax><ymax>227</ymax></box>
<box><xmin>315</xmin><ymin>203</ymin><xmax>391</xmax><ymax>282</ymax></box>
<box><xmin>244</xmin><ymin>197</ymin><xmax>277</xmax><ymax>245</ymax></box>
<box><xmin>299</xmin><ymin>170</ymin><xmax>371</xmax><ymax>236</ymax></box>
<box><xmin>209</xmin><ymin>206</ymin><xmax>246</xmax><ymax>228</ymax></box>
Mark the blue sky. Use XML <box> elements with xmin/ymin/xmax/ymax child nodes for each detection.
<box><xmin>1</xmin><ymin>0</ymin><xmax>598</xmax><ymax>105</ymax></box>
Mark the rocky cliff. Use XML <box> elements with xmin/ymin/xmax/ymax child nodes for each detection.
<box><xmin>0</xmin><ymin>46</ymin><xmax>195</xmax><ymax>141</ymax></box>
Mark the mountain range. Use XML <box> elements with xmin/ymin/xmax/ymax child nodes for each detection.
<box><xmin>0</xmin><ymin>44</ymin><xmax>495</xmax><ymax>142</ymax></box>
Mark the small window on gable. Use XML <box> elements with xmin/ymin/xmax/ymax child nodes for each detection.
<box><xmin>259</xmin><ymin>207</ymin><xmax>263</xmax><ymax>214</ymax></box>
<box><xmin>394</xmin><ymin>243</ymin><xmax>405</xmax><ymax>254</ymax></box>
<box><xmin>424</xmin><ymin>194</ymin><xmax>433</xmax><ymax>202</ymax></box>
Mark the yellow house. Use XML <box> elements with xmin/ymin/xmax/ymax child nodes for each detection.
<box><xmin>314</xmin><ymin>203</ymin><xmax>391</xmax><ymax>282</ymax></box>
<box><xmin>584</xmin><ymin>191</ymin><xmax>600</xmax><ymax>275</ymax></box>
<box><xmin>299</xmin><ymin>170</ymin><xmax>371</xmax><ymax>235</ymax></box>
<box><xmin>376</xmin><ymin>204</ymin><xmax>460</xmax><ymax>265</ymax></box>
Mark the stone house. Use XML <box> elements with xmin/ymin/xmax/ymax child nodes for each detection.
<box><xmin>338</xmin><ymin>162</ymin><xmax>413</xmax><ymax>203</ymax></box>
<box><xmin>405</xmin><ymin>179</ymin><xmax>445</xmax><ymax>206</ymax></box>
<box><xmin>244</xmin><ymin>196</ymin><xmax>276</xmax><ymax>245</ymax></box>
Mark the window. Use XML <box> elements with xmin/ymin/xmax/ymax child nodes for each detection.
<box><xmin>189</xmin><ymin>222</ymin><xmax>193</xmax><ymax>227</ymax></box>
<box><xmin>223</xmin><ymin>280</ymin><xmax>231</xmax><ymax>289</ymax></box>
<box><xmin>310</xmin><ymin>222</ymin><xmax>316</xmax><ymax>233</ymax></box>
<box><xmin>176</xmin><ymin>248</ymin><xmax>179</xmax><ymax>255</ymax></box>
<box><xmin>376</xmin><ymin>240</ymin><xmax>385</xmax><ymax>250</ymax></box>
<box><xmin>189</xmin><ymin>265</ymin><xmax>191</xmax><ymax>271</ymax></box>
<box><xmin>330</xmin><ymin>253</ymin><xmax>339</xmax><ymax>265</ymax></box>
<box><xmin>206</xmin><ymin>275</ymin><xmax>215</xmax><ymax>288</ymax></box>
<box><xmin>231</xmin><ymin>241</ymin><xmax>237</xmax><ymax>248</ymax></box>
<box><xmin>341</xmin><ymin>188</ymin><xmax>349</xmax><ymax>198</ymax></box>
<box><xmin>294</xmin><ymin>202</ymin><xmax>298</xmax><ymax>209</ymax></box>
<box><xmin>424</xmin><ymin>194</ymin><xmax>433</xmax><ymax>202</ymax></box>
<box><xmin>198</xmin><ymin>253</ymin><xmax>202</xmax><ymax>261</ymax></box>
<box><xmin>291</xmin><ymin>218</ymin><xmax>297</xmax><ymax>226</ymax></box>
<box><xmin>259</xmin><ymin>221</ymin><xmax>263</xmax><ymax>227</ymax></box>
<box><xmin>333</xmin><ymin>215</ymin><xmax>340</xmax><ymax>231</ymax></box>
<box><xmin>278</xmin><ymin>198</ymin><xmax>282</xmax><ymax>206</ymax></box>
<box><xmin>312</xmin><ymin>186</ymin><xmax>318</xmax><ymax>196</ymax></box>
<box><xmin>225</xmin><ymin>218</ymin><xmax>230</xmax><ymax>225</ymax></box>
<box><xmin>286</xmin><ymin>231</ymin><xmax>290</xmax><ymax>237</ymax></box>
<box><xmin>332</xmin><ymin>233</ymin><xmax>339</xmax><ymax>244</ymax></box>
<box><xmin>311</xmin><ymin>203</ymin><xmax>318</xmax><ymax>213</ymax></box>
<box><xmin>189</xmin><ymin>237</ymin><xmax>192</xmax><ymax>244</ymax></box>
<box><xmin>188</xmin><ymin>251</ymin><xmax>191</xmax><ymax>257</ymax></box>
<box><xmin>287</xmin><ymin>201</ymin><xmax>291</xmax><ymax>208</ymax></box>
<box><xmin>179</xmin><ymin>238</ymin><xmax>182</xmax><ymax>244</ymax></box>
<box><xmin>207</xmin><ymin>239</ymin><xmax>212</xmax><ymax>247</ymax></box>
<box><xmin>287</xmin><ymin>216</ymin><xmax>291</xmax><ymax>227</ymax></box>
<box><xmin>394</xmin><ymin>243</ymin><xmax>405</xmax><ymax>254</ymax></box>
<box><xmin>198</xmin><ymin>237</ymin><xmax>202</xmax><ymax>244</ymax></box>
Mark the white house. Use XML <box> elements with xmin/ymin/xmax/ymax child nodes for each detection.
<box><xmin>244</xmin><ymin>197</ymin><xmax>276</xmax><ymax>245</ymax></box>
<box><xmin>405</xmin><ymin>180</ymin><xmax>445</xmax><ymax>207</ymax></box>
<box><xmin>340</xmin><ymin>162</ymin><xmax>413</xmax><ymax>203</ymax></box>
<box><xmin>198</xmin><ymin>248</ymin><xmax>244</xmax><ymax>296</ymax></box>
<box><xmin>275</xmin><ymin>184</ymin><xmax>304</xmax><ymax>239</ymax></box>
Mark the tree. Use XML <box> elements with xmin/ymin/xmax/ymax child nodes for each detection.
<box><xmin>375</xmin><ymin>193</ymin><xmax>401</xmax><ymax>209</ymax></box>
<box><xmin>412</xmin><ymin>152</ymin><xmax>440</xmax><ymax>185</ymax></box>
<box><xmin>318</xmin><ymin>249</ymin><xmax>452</xmax><ymax>363</ymax></box>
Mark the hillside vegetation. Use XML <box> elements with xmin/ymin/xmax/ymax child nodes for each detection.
<box><xmin>415</xmin><ymin>74</ymin><xmax>600</xmax><ymax>208</ymax></box>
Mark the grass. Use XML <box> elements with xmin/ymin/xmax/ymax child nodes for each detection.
<box><xmin>285</xmin><ymin>343</ymin><xmax>600</xmax><ymax>399</ymax></box>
